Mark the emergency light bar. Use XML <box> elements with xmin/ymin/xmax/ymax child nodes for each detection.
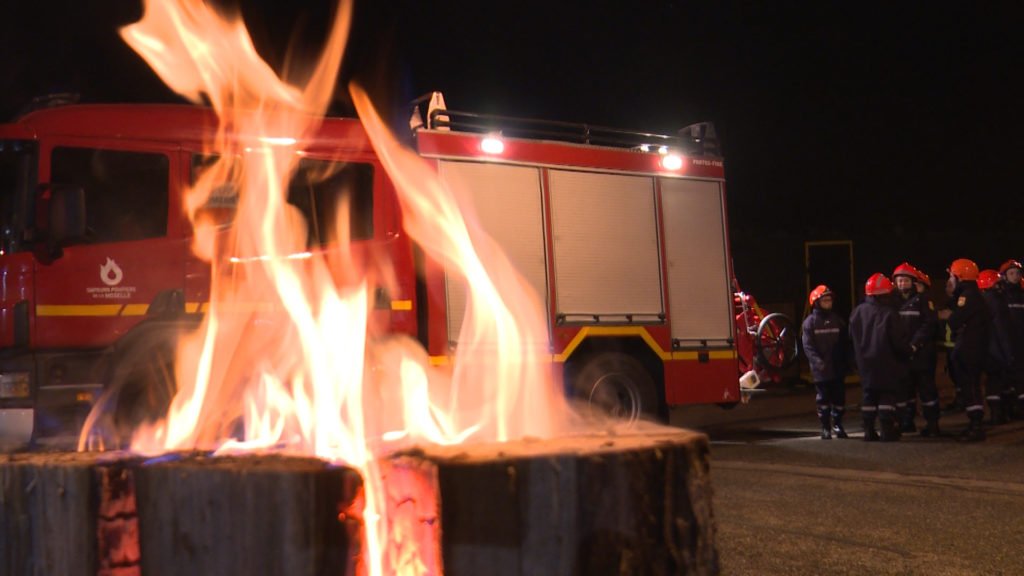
<box><xmin>410</xmin><ymin>91</ymin><xmax>719</xmax><ymax>157</ymax></box>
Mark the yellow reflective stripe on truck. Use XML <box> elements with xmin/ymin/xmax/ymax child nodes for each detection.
<box><xmin>121</xmin><ymin>304</ymin><xmax>149</xmax><ymax>316</ymax></box>
<box><xmin>555</xmin><ymin>326</ymin><xmax>668</xmax><ymax>361</ymax></box>
<box><xmin>37</xmin><ymin>302</ymin><xmax>207</xmax><ymax>317</ymax></box>
<box><xmin>552</xmin><ymin>326</ymin><xmax>737</xmax><ymax>363</ymax></box>
<box><xmin>35</xmin><ymin>304</ymin><xmax>124</xmax><ymax>317</ymax></box>
<box><xmin>37</xmin><ymin>300</ymin><xmax>409</xmax><ymax>317</ymax></box>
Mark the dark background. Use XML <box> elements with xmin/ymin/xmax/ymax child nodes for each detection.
<box><xmin>2</xmin><ymin>1</ymin><xmax>1020</xmax><ymax>315</ymax></box>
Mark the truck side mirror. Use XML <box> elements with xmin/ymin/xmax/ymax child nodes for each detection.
<box><xmin>49</xmin><ymin>185</ymin><xmax>87</xmax><ymax>243</ymax></box>
<box><xmin>37</xmin><ymin>185</ymin><xmax>86</xmax><ymax>262</ymax></box>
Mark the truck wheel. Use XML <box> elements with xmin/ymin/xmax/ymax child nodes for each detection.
<box><xmin>573</xmin><ymin>353</ymin><xmax>662</xmax><ymax>424</ymax></box>
<box><xmin>84</xmin><ymin>327</ymin><xmax>179</xmax><ymax>449</ymax></box>
<box><xmin>111</xmin><ymin>341</ymin><xmax>176</xmax><ymax>439</ymax></box>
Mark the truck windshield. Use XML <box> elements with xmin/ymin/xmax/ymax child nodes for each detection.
<box><xmin>192</xmin><ymin>154</ymin><xmax>375</xmax><ymax>247</ymax></box>
<box><xmin>0</xmin><ymin>140</ymin><xmax>37</xmax><ymax>255</ymax></box>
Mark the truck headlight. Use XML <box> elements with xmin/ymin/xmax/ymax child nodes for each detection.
<box><xmin>0</xmin><ymin>372</ymin><xmax>30</xmax><ymax>399</ymax></box>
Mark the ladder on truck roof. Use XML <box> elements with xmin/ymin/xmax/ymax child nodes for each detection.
<box><xmin>408</xmin><ymin>91</ymin><xmax>720</xmax><ymax>157</ymax></box>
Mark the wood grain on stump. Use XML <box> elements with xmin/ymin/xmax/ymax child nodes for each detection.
<box><xmin>1</xmin><ymin>429</ymin><xmax>717</xmax><ymax>576</ymax></box>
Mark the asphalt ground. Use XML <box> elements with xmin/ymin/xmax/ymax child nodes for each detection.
<box><xmin>671</xmin><ymin>382</ymin><xmax>1024</xmax><ymax>575</ymax></box>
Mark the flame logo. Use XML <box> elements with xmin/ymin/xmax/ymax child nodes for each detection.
<box><xmin>100</xmin><ymin>258</ymin><xmax>123</xmax><ymax>286</ymax></box>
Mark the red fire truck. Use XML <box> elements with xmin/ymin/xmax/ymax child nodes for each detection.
<box><xmin>0</xmin><ymin>95</ymin><xmax>795</xmax><ymax>447</ymax></box>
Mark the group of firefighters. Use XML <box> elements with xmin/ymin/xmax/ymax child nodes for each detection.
<box><xmin>801</xmin><ymin>258</ymin><xmax>1024</xmax><ymax>442</ymax></box>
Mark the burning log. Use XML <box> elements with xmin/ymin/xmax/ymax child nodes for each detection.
<box><xmin>0</xmin><ymin>452</ymin><xmax>360</xmax><ymax>576</ymax></box>
<box><xmin>383</xmin><ymin>429</ymin><xmax>719</xmax><ymax>576</ymax></box>
<box><xmin>1</xmin><ymin>430</ymin><xmax>717</xmax><ymax>575</ymax></box>
<box><xmin>1</xmin><ymin>452</ymin><xmax>112</xmax><ymax>576</ymax></box>
<box><xmin>133</xmin><ymin>454</ymin><xmax>361</xmax><ymax>576</ymax></box>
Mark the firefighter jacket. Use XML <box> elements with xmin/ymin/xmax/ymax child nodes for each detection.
<box><xmin>1002</xmin><ymin>281</ymin><xmax>1024</xmax><ymax>345</ymax></box>
<box><xmin>946</xmin><ymin>281</ymin><xmax>991</xmax><ymax>366</ymax></box>
<box><xmin>801</xmin><ymin>308</ymin><xmax>848</xmax><ymax>382</ymax></box>
<box><xmin>981</xmin><ymin>287</ymin><xmax>1018</xmax><ymax>370</ymax></box>
<box><xmin>849</xmin><ymin>295</ymin><xmax>912</xmax><ymax>392</ymax></box>
<box><xmin>896</xmin><ymin>291</ymin><xmax>937</xmax><ymax>372</ymax></box>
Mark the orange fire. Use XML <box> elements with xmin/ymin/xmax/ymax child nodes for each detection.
<box><xmin>85</xmin><ymin>0</ymin><xmax>572</xmax><ymax>574</ymax></box>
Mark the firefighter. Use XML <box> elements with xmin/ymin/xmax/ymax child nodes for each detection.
<box><xmin>937</xmin><ymin>258</ymin><xmax>991</xmax><ymax>442</ymax></box>
<box><xmin>998</xmin><ymin>259</ymin><xmax>1024</xmax><ymax>419</ymax></box>
<box><xmin>978</xmin><ymin>268</ymin><xmax>1021</xmax><ymax>425</ymax></box>
<box><xmin>913</xmin><ymin>270</ymin><xmax>942</xmax><ymax>434</ymax></box>
<box><xmin>892</xmin><ymin>263</ymin><xmax>939</xmax><ymax>435</ymax></box>
<box><xmin>801</xmin><ymin>285</ymin><xmax>850</xmax><ymax>439</ymax></box>
<box><xmin>849</xmin><ymin>273</ymin><xmax>912</xmax><ymax>441</ymax></box>
<box><xmin>930</xmin><ymin>266</ymin><xmax>964</xmax><ymax>413</ymax></box>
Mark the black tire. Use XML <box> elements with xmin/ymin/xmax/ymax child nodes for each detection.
<box><xmin>111</xmin><ymin>337</ymin><xmax>176</xmax><ymax>435</ymax></box>
<box><xmin>755</xmin><ymin>312</ymin><xmax>799</xmax><ymax>371</ymax></box>
<box><xmin>82</xmin><ymin>324</ymin><xmax>181</xmax><ymax>449</ymax></box>
<box><xmin>572</xmin><ymin>352</ymin><xmax>663</xmax><ymax>424</ymax></box>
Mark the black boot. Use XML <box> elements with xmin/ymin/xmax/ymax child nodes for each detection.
<box><xmin>1001</xmin><ymin>394</ymin><xmax>1015</xmax><ymax>421</ymax></box>
<box><xmin>988</xmin><ymin>399</ymin><xmax>1006</xmax><ymax>426</ymax></box>
<box><xmin>832</xmin><ymin>408</ymin><xmax>848</xmax><ymax>439</ymax></box>
<box><xmin>899</xmin><ymin>400</ymin><xmax>917</xmax><ymax>432</ymax></box>
<box><xmin>900</xmin><ymin>414</ymin><xmax>917</xmax><ymax>433</ymax></box>
<box><xmin>880</xmin><ymin>413</ymin><xmax>900</xmax><ymax>442</ymax></box>
<box><xmin>945</xmin><ymin>389</ymin><xmax>965</xmax><ymax>412</ymax></box>
<box><xmin>958</xmin><ymin>413</ymin><xmax>986</xmax><ymax>442</ymax></box>
<box><xmin>920</xmin><ymin>404</ymin><xmax>940</xmax><ymax>437</ymax></box>
<box><xmin>863</xmin><ymin>416</ymin><xmax>879</xmax><ymax>442</ymax></box>
<box><xmin>818</xmin><ymin>406</ymin><xmax>832</xmax><ymax>440</ymax></box>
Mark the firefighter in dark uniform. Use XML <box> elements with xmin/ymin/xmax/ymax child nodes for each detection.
<box><xmin>801</xmin><ymin>285</ymin><xmax>850</xmax><ymax>439</ymax></box>
<box><xmin>998</xmin><ymin>259</ymin><xmax>1024</xmax><ymax>419</ymax></box>
<box><xmin>911</xmin><ymin>269</ymin><xmax>943</xmax><ymax>434</ymax></box>
<box><xmin>922</xmin><ymin>272</ymin><xmax>962</xmax><ymax>412</ymax></box>
<box><xmin>978</xmin><ymin>269</ymin><xmax>1017</xmax><ymax>425</ymax></box>
<box><xmin>892</xmin><ymin>263</ymin><xmax>940</xmax><ymax>435</ymax></box>
<box><xmin>937</xmin><ymin>258</ymin><xmax>992</xmax><ymax>442</ymax></box>
<box><xmin>849</xmin><ymin>273</ymin><xmax>912</xmax><ymax>441</ymax></box>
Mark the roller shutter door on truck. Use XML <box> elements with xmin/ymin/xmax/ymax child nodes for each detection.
<box><xmin>547</xmin><ymin>170</ymin><xmax>664</xmax><ymax>322</ymax></box>
<box><xmin>437</xmin><ymin>161</ymin><xmax>548</xmax><ymax>343</ymax></box>
<box><xmin>660</xmin><ymin>178</ymin><xmax>733</xmax><ymax>344</ymax></box>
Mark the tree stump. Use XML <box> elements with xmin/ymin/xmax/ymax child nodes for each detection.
<box><xmin>382</xmin><ymin>429</ymin><xmax>719</xmax><ymax>576</ymax></box>
<box><xmin>133</xmin><ymin>453</ymin><xmax>361</xmax><ymax>576</ymax></box>
<box><xmin>0</xmin><ymin>452</ymin><xmax>141</xmax><ymax>576</ymax></box>
<box><xmin>0</xmin><ymin>452</ymin><xmax>360</xmax><ymax>576</ymax></box>
<box><xmin>1</xmin><ymin>429</ymin><xmax>717</xmax><ymax>575</ymax></box>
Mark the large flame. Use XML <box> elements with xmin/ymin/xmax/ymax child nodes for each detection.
<box><xmin>88</xmin><ymin>0</ymin><xmax>571</xmax><ymax>573</ymax></box>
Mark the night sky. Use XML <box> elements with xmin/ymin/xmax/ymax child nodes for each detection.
<box><xmin>2</xmin><ymin>1</ymin><xmax>1020</xmax><ymax>314</ymax></box>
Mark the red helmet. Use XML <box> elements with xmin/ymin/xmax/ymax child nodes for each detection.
<box><xmin>948</xmin><ymin>258</ymin><xmax>979</xmax><ymax>281</ymax></box>
<box><xmin>999</xmin><ymin>260</ymin><xmax>1022</xmax><ymax>275</ymax></box>
<box><xmin>892</xmin><ymin>262</ymin><xmax>918</xmax><ymax>279</ymax></box>
<box><xmin>978</xmin><ymin>269</ymin><xmax>1000</xmax><ymax>290</ymax></box>
<box><xmin>808</xmin><ymin>284</ymin><xmax>833</xmax><ymax>307</ymax></box>
<box><xmin>865</xmin><ymin>273</ymin><xmax>893</xmax><ymax>296</ymax></box>
<box><xmin>915</xmin><ymin>269</ymin><xmax>931</xmax><ymax>287</ymax></box>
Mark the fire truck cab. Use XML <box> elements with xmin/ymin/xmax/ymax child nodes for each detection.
<box><xmin>0</xmin><ymin>95</ymin><xmax>791</xmax><ymax>448</ymax></box>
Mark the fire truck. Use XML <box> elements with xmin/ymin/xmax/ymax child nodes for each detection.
<box><xmin>0</xmin><ymin>94</ymin><xmax>795</xmax><ymax>447</ymax></box>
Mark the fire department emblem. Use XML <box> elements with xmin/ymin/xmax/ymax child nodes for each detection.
<box><xmin>100</xmin><ymin>258</ymin><xmax>124</xmax><ymax>286</ymax></box>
